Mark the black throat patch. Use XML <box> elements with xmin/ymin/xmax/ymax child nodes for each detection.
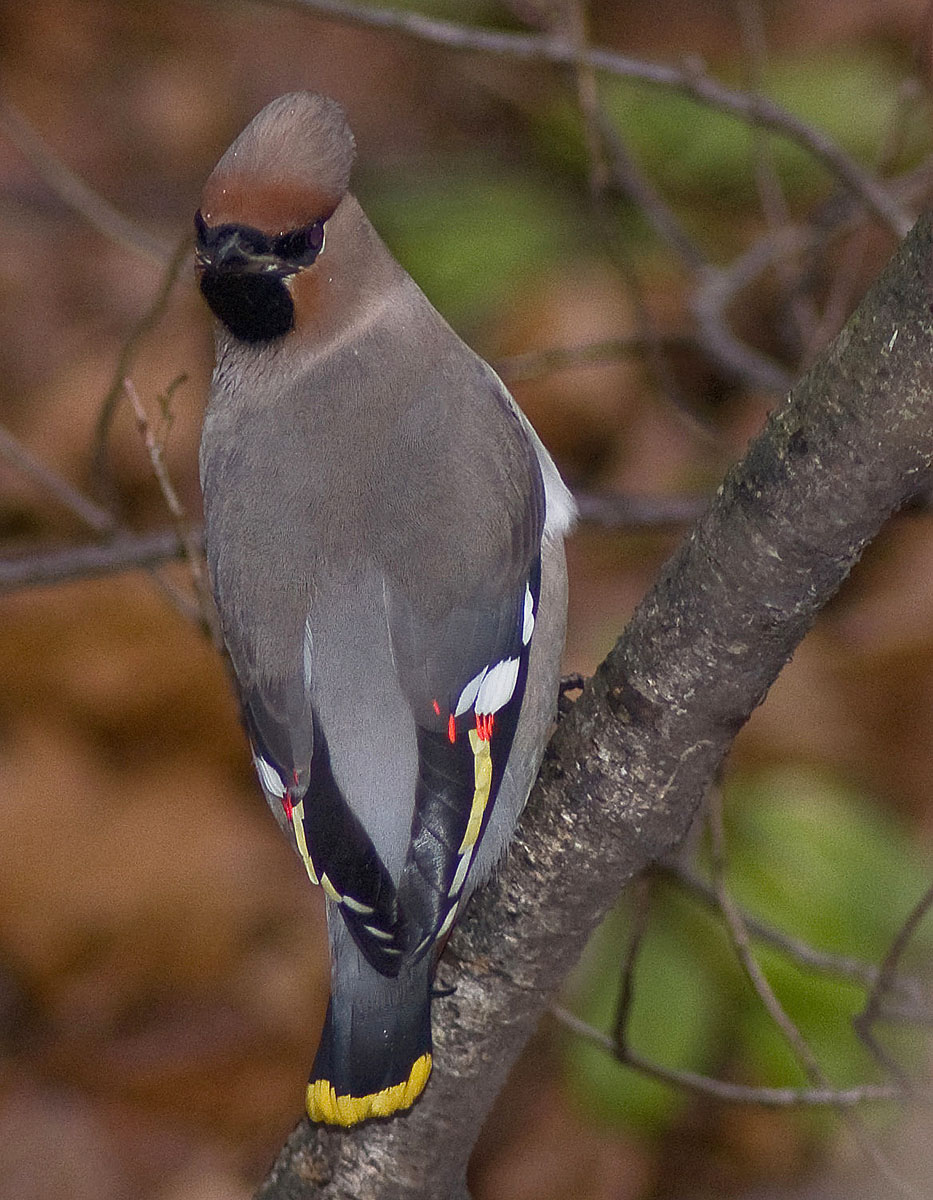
<box><xmin>199</xmin><ymin>269</ymin><xmax>295</xmax><ymax>344</ymax></box>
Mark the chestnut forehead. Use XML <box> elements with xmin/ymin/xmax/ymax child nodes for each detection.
<box><xmin>200</xmin><ymin>172</ymin><xmax>337</xmax><ymax>233</ymax></box>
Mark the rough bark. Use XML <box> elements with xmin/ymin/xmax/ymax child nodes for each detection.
<box><xmin>255</xmin><ymin>210</ymin><xmax>933</xmax><ymax>1199</ymax></box>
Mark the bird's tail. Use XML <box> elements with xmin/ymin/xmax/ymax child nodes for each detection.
<box><xmin>306</xmin><ymin>946</ymin><xmax>433</xmax><ymax>1126</ymax></box>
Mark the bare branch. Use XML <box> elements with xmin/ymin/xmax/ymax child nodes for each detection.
<box><xmin>691</xmin><ymin>227</ymin><xmax>807</xmax><ymax>392</ymax></box>
<box><xmin>733</xmin><ymin>0</ymin><xmax>817</xmax><ymax>357</ymax></box>
<box><xmin>493</xmin><ymin>334</ymin><xmax>700</xmax><ymax>383</ymax></box>
<box><xmin>573</xmin><ymin>489</ymin><xmax>708</xmax><ymax>528</ymax></box>
<box><xmin>610</xmin><ymin>877</ymin><xmax>651</xmax><ymax>1046</ymax></box>
<box><xmin>539</xmin><ymin>1</ymin><xmax>701</xmax><ymax>430</ymax></box>
<box><xmin>551</xmin><ymin>1006</ymin><xmax>912</xmax><ymax>1108</ymax></box>
<box><xmin>855</xmin><ymin>878</ymin><xmax>933</xmax><ymax>1083</ymax></box>
<box><xmin>0</xmin><ymin>92</ymin><xmax>173</xmax><ymax>266</ymax></box>
<box><xmin>562</xmin><ymin>0</ymin><xmax>610</xmax><ymax>198</ymax></box>
<box><xmin>91</xmin><ymin>235</ymin><xmax>191</xmax><ymax>502</ymax></box>
<box><xmin>124</xmin><ymin>378</ymin><xmax>223</xmax><ymax>648</ymax></box>
<box><xmin>707</xmin><ymin>787</ymin><xmax>827</xmax><ymax>1082</ymax></box>
<box><xmin>708</xmin><ymin>790</ymin><xmax>925</xmax><ymax>1199</ymax></box>
<box><xmin>0</xmin><ymin>424</ymin><xmax>116</xmax><ymax>536</ymax></box>
<box><xmin>279</xmin><ymin>0</ymin><xmax>911</xmax><ymax>236</ymax></box>
<box><xmin>663</xmin><ymin>864</ymin><xmax>882</xmax><ymax>990</ymax></box>
<box><xmin>804</xmin><ymin>228</ymin><xmax>874</xmax><ymax>364</ymax></box>
<box><xmin>0</xmin><ymin>529</ymin><xmax>192</xmax><ymax>594</ymax></box>
<box><xmin>595</xmin><ymin>109</ymin><xmax>708</xmax><ymax>271</ymax></box>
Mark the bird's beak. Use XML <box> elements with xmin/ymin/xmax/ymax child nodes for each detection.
<box><xmin>196</xmin><ymin>228</ymin><xmax>294</xmax><ymax>278</ymax></box>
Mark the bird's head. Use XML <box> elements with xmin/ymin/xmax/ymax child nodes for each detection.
<box><xmin>195</xmin><ymin>93</ymin><xmax>356</xmax><ymax>345</ymax></box>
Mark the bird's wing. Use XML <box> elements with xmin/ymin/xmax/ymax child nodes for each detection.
<box><xmin>241</xmin><ymin>546</ymin><xmax>545</xmax><ymax>978</ymax></box>
<box><xmin>233</xmin><ymin>353</ymin><xmax>549</xmax><ymax>977</ymax></box>
<box><xmin>384</xmin><ymin>542</ymin><xmax>544</xmax><ymax>960</ymax></box>
<box><xmin>376</xmin><ymin>373</ymin><xmax>548</xmax><ymax>957</ymax></box>
<box><xmin>242</xmin><ymin>674</ymin><xmax>407</xmax><ymax>978</ymax></box>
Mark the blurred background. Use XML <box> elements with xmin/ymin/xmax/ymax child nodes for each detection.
<box><xmin>1</xmin><ymin>1</ymin><xmax>932</xmax><ymax>1197</ymax></box>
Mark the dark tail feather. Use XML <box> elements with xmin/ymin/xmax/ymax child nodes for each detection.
<box><xmin>307</xmin><ymin>951</ymin><xmax>433</xmax><ymax>1126</ymax></box>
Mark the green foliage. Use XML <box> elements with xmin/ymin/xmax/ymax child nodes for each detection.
<box><xmin>362</xmin><ymin>166</ymin><xmax>579</xmax><ymax>329</ymax></box>
<box><xmin>726</xmin><ymin>769</ymin><xmax>932</xmax><ymax>1104</ymax></box>
<box><xmin>360</xmin><ymin>50</ymin><xmax>931</xmax><ymax>327</ymax></box>
<box><xmin>562</xmin><ymin>884</ymin><xmax>732</xmax><ymax>1132</ymax></box>
<box><xmin>560</xmin><ymin>767</ymin><xmax>932</xmax><ymax>1139</ymax></box>
<box><xmin>763</xmin><ymin>50</ymin><xmax>929</xmax><ymax>174</ymax></box>
<box><xmin>538</xmin><ymin>49</ymin><xmax>929</xmax><ymax>213</ymax></box>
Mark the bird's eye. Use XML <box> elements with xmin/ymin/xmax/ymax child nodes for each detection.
<box><xmin>273</xmin><ymin>222</ymin><xmax>325</xmax><ymax>266</ymax></box>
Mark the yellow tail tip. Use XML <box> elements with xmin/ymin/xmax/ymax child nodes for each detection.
<box><xmin>306</xmin><ymin>1053</ymin><xmax>432</xmax><ymax>1126</ymax></box>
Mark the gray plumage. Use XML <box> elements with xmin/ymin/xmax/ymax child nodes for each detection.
<box><xmin>196</xmin><ymin>92</ymin><xmax>573</xmax><ymax>1124</ymax></box>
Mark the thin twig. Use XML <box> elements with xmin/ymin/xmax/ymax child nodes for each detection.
<box><xmin>91</xmin><ymin>234</ymin><xmax>191</xmax><ymax>504</ymax></box>
<box><xmin>804</xmin><ymin>228</ymin><xmax>872</xmax><ymax>365</ymax></box>
<box><xmin>595</xmin><ymin>109</ymin><xmax>707</xmax><ymax>271</ymax></box>
<box><xmin>733</xmin><ymin>0</ymin><xmax>816</xmax><ymax>358</ymax></box>
<box><xmin>805</xmin><ymin>80</ymin><xmax>928</xmax><ymax>363</ymax></box>
<box><xmin>564</xmin><ymin>0</ymin><xmax>610</xmax><ymax>198</ymax></box>
<box><xmin>0</xmin><ymin>529</ymin><xmax>192</xmax><ymax>593</ymax></box>
<box><xmin>855</xmin><ymin>878</ymin><xmax>933</xmax><ymax>1085</ymax></box>
<box><xmin>661</xmin><ymin>863</ymin><xmax>883</xmax><ymax>990</ymax></box>
<box><xmin>1</xmin><ymin>384</ymin><xmax>203</xmax><ymax>625</ymax></box>
<box><xmin>708</xmin><ymin>789</ymin><xmax>926</xmax><ymax>1200</ymax></box>
<box><xmin>708</xmin><ymin>787</ymin><xmax>826</xmax><ymax>1081</ymax></box>
<box><xmin>123</xmin><ymin>378</ymin><xmax>223</xmax><ymax>648</ymax></box>
<box><xmin>494</xmin><ymin>334</ymin><xmax>700</xmax><ymax>383</ymax></box>
<box><xmin>552</xmin><ymin>1006</ymin><xmax>911</xmax><ymax>1108</ymax></box>
<box><xmin>546</xmin><ymin>0</ymin><xmax>698</xmax><ymax>425</ymax></box>
<box><xmin>611</xmin><ymin>877</ymin><xmax>651</xmax><ymax>1046</ymax></box>
<box><xmin>692</xmin><ymin>227</ymin><xmax>809</xmax><ymax>392</ymax></box>
<box><xmin>280</xmin><ymin>0</ymin><xmax>911</xmax><ymax>236</ymax></box>
<box><xmin>0</xmin><ymin>93</ymin><xmax>173</xmax><ymax>266</ymax></box>
<box><xmin>0</xmin><ymin>425</ymin><xmax>116</xmax><ymax>535</ymax></box>
<box><xmin>875</xmin><ymin>79</ymin><xmax>927</xmax><ymax>178</ymax></box>
<box><xmin>573</xmin><ymin>489</ymin><xmax>707</xmax><ymax>528</ymax></box>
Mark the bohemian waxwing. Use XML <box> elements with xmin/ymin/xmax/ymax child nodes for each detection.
<box><xmin>195</xmin><ymin>92</ymin><xmax>574</xmax><ymax>1126</ymax></box>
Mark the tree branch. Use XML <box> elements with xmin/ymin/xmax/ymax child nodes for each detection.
<box><xmin>691</xmin><ymin>226</ymin><xmax>806</xmax><ymax>393</ymax></box>
<box><xmin>254</xmin><ymin>209</ymin><xmax>933</xmax><ymax>1196</ymax></box>
<box><xmin>279</xmin><ymin>0</ymin><xmax>911</xmax><ymax>237</ymax></box>
<box><xmin>91</xmin><ymin>235</ymin><xmax>191</xmax><ymax>503</ymax></box>
<box><xmin>0</xmin><ymin>423</ymin><xmax>117</xmax><ymax>535</ymax></box>
<box><xmin>0</xmin><ymin>92</ymin><xmax>173</xmax><ymax>266</ymax></box>
<box><xmin>0</xmin><ymin>528</ymin><xmax>193</xmax><ymax>594</ymax></box>
<box><xmin>123</xmin><ymin>377</ymin><xmax>223</xmax><ymax>648</ymax></box>
<box><xmin>493</xmin><ymin>334</ymin><xmax>700</xmax><ymax>383</ymax></box>
<box><xmin>551</xmin><ymin>1005</ymin><xmax>910</xmax><ymax>1108</ymax></box>
<box><xmin>855</xmin><ymin>878</ymin><xmax>933</xmax><ymax>1083</ymax></box>
<box><xmin>662</xmin><ymin>863</ymin><xmax>883</xmax><ymax>990</ymax></box>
